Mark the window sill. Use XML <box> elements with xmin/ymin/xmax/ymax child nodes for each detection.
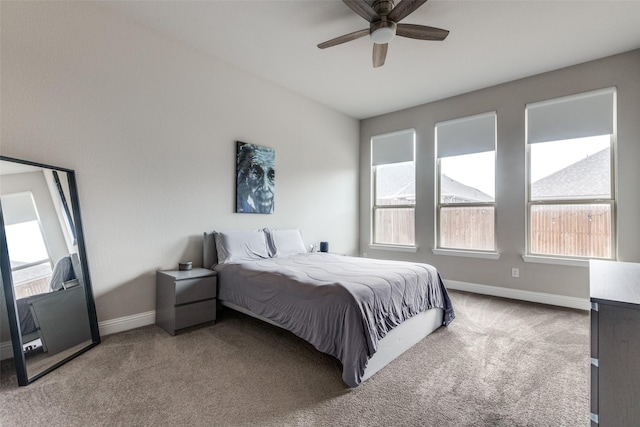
<box><xmin>369</xmin><ymin>244</ymin><xmax>418</xmax><ymax>253</ymax></box>
<box><xmin>432</xmin><ymin>248</ymin><xmax>500</xmax><ymax>260</ymax></box>
<box><xmin>521</xmin><ymin>255</ymin><xmax>590</xmax><ymax>268</ymax></box>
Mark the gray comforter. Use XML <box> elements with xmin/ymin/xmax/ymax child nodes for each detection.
<box><xmin>214</xmin><ymin>253</ymin><xmax>454</xmax><ymax>387</ymax></box>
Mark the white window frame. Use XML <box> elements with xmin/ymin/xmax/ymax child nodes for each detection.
<box><xmin>435</xmin><ymin>112</ymin><xmax>498</xmax><ymax>255</ymax></box>
<box><xmin>370</xmin><ymin>129</ymin><xmax>416</xmax><ymax>249</ymax></box>
<box><xmin>524</xmin><ymin>88</ymin><xmax>617</xmax><ymax>264</ymax></box>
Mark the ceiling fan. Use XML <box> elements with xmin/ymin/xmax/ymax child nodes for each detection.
<box><xmin>318</xmin><ymin>0</ymin><xmax>449</xmax><ymax>68</ymax></box>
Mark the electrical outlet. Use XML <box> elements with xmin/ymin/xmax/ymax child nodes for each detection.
<box><xmin>363</xmin><ymin>252</ymin><xmax>368</xmax><ymax>258</ymax></box>
<box><xmin>511</xmin><ymin>268</ymin><xmax>520</xmax><ymax>278</ymax></box>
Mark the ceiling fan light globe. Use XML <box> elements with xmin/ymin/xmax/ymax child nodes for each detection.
<box><xmin>371</xmin><ymin>27</ymin><xmax>396</xmax><ymax>44</ymax></box>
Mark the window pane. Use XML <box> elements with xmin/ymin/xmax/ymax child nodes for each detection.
<box><xmin>5</xmin><ymin>221</ymin><xmax>49</xmax><ymax>266</ymax></box>
<box><xmin>440</xmin><ymin>152</ymin><xmax>494</xmax><ymax>204</ymax></box>
<box><xmin>530</xmin><ymin>203</ymin><xmax>611</xmax><ymax>258</ymax></box>
<box><xmin>375</xmin><ymin>161</ymin><xmax>415</xmax><ymax>206</ymax></box>
<box><xmin>374</xmin><ymin>208</ymin><xmax>415</xmax><ymax>246</ymax></box>
<box><xmin>12</xmin><ymin>262</ymin><xmax>53</xmax><ymax>298</ymax></box>
<box><xmin>12</xmin><ymin>261</ymin><xmax>52</xmax><ymax>285</ymax></box>
<box><xmin>440</xmin><ymin>206</ymin><xmax>495</xmax><ymax>251</ymax></box>
<box><xmin>530</xmin><ymin>136</ymin><xmax>610</xmax><ymax>200</ymax></box>
<box><xmin>5</xmin><ymin>221</ymin><xmax>53</xmax><ymax>297</ymax></box>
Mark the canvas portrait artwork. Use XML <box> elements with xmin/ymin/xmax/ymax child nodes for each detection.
<box><xmin>236</xmin><ymin>141</ymin><xmax>275</xmax><ymax>214</ymax></box>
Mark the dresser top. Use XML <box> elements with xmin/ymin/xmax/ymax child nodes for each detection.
<box><xmin>157</xmin><ymin>268</ymin><xmax>216</xmax><ymax>280</ymax></box>
<box><xmin>590</xmin><ymin>260</ymin><xmax>640</xmax><ymax>307</ymax></box>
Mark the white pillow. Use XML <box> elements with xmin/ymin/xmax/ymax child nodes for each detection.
<box><xmin>266</xmin><ymin>229</ymin><xmax>307</xmax><ymax>257</ymax></box>
<box><xmin>214</xmin><ymin>229</ymin><xmax>270</xmax><ymax>264</ymax></box>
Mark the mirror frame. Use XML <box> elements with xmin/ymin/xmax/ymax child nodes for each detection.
<box><xmin>0</xmin><ymin>155</ymin><xmax>100</xmax><ymax>386</ymax></box>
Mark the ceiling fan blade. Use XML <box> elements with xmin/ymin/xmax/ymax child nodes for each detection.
<box><xmin>373</xmin><ymin>43</ymin><xmax>388</xmax><ymax>68</ymax></box>
<box><xmin>343</xmin><ymin>0</ymin><xmax>380</xmax><ymax>22</ymax></box>
<box><xmin>317</xmin><ymin>28</ymin><xmax>370</xmax><ymax>49</ymax></box>
<box><xmin>387</xmin><ymin>0</ymin><xmax>428</xmax><ymax>22</ymax></box>
<box><xmin>396</xmin><ymin>23</ymin><xmax>449</xmax><ymax>41</ymax></box>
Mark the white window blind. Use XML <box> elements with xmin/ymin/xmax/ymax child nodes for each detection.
<box><xmin>1</xmin><ymin>192</ymin><xmax>39</xmax><ymax>226</ymax></box>
<box><xmin>371</xmin><ymin>129</ymin><xmax>415</xmax><ymax>166</ymax></box>
<box><xmin>436</xmin><ymin>111</ymin><xmax>496</xmax><ymax>158</ymax></box>
<box><xmin>527</xmin><ymin>87</ymin><xmax>615</xmax><ymax>144</ymax></box>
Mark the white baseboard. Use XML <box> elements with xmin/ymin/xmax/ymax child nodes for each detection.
<box><xmin>444</xmin><ymin>279</ymin><xmax>590</xmax><ymax>311</ymax></box>
<box><xmin>98</xmin><ymin>310</ymin><xmax>156</xmax><ymax>336</ymax></box>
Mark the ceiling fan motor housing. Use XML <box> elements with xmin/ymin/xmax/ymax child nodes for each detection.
<box><xmin>372</xmin><ymin>0</ymin><xmax>395</xmax><ymax>16</ymax></box>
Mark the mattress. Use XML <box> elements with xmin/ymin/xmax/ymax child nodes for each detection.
<box><xmin>214</xmin><ymin>253</ymin><xmax>454</xmax><ymax>387</ymax></box>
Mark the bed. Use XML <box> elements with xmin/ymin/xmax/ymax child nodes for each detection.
<box><xmin>203</xmin><ymin>229</ymin><xmax>454</xmax><ymax>387</ymax></box>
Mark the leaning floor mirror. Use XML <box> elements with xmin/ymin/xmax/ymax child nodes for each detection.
<box><xmin>0</xmin><ymin>156</ymin><xmax>100</xmax><ymax>386</ymax></box>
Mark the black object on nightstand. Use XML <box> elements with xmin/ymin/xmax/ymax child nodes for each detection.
<box><xmin>156</xmin><ymin>268</ymin><xmax>217</xmax><ymax>335</ymax></box>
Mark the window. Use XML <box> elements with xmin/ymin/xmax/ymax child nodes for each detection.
<box><xmin>436</xmin><ymin>112</ymin><xmax>496</xmax><ymax>252</ymax></box>
<box><xmin>371</xmin><ymin>129</ymin><xmax>415</xmax><ymax>246</ymax></box>
<box><xmin>526</xmin><ymin>87</ymin><xmax>615</xmax><ymax>260</ymax></box>
<box><xmin>1</xmin><ymin>192</ymin><xmax>53</xmax><ymax>298</ymax></box>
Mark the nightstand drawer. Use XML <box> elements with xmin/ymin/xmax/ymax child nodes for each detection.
<box><xmin>175</xmin><ymin>299</ymin><xmax>216</xmax><ymax>330</ymax></box>
<box><xmin>175</xmin><ymin>276</ymin><xmax>217</xmax><ymax>305</ymax></box>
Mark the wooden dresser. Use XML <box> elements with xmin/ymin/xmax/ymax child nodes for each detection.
<box><xmin>590</xmin><ymin>260</ymin><xmax>640</xmax><ymax>426</ymax></box>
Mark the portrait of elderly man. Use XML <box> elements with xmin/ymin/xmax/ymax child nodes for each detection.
<box><xmin>236</xmin><ymin>141</ymin><xmax>275</xmax><ymax>214</ymax></box>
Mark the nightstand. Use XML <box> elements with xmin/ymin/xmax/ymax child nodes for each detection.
<box><xmin>156</xmin><ymin>268</ymin><xmax>217</xmax><ymax>335</ymax></box>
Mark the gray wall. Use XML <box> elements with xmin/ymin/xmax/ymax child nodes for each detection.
<box><xmin>0</xmin><ymin>1</ymin><xmax>359</xmax><ymax>332</ymax></box>
<box><xmin>360</xmin><ymin>50</ymin><xmax>640</xmax><ymax>299</ymax></box>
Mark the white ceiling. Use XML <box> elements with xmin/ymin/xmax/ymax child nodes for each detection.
<box><xmin>105</xmin><ymin>1</ymin><xmax>640</xmax><ymax>119</ymax></box>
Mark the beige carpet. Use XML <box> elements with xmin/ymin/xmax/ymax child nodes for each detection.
<box><xmin>0</xmin><ymin>290</ymin><xmax>589</xmax><ymax>426</ymax></box>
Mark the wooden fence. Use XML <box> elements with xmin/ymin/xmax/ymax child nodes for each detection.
<box><xmin>530</xmin><ymin>204</ymin><xmax>611</xmax><ymax>258</ymax></box>
<box><xmin>440</xmin><ymin>207</ymin><xmax>495</xmax><ymax>250</ymax></box>
<box><xmin>376</xmin><ymin>205</ymin><xmax>611</xmax><ymax>257</ymax></box>
<box><xmin>374</xmin><ymin>208</ymin><xmax>415</xmax><ymax>246</ymax></box>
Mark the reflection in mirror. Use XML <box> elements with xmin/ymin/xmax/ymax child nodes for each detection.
<box><xmin>0</xmin><ymin>156</ymin><xmax>100</xmax><ymax>385</ymax></box>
